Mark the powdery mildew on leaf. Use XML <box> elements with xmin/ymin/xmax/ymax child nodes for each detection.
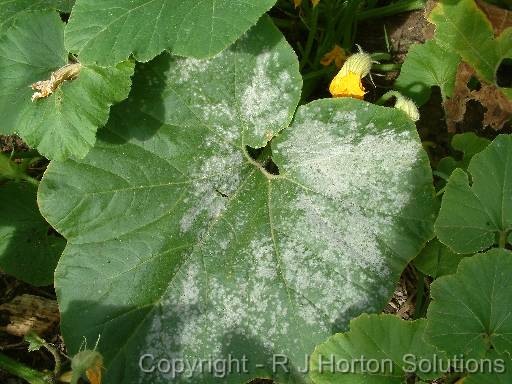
<box><xmin>39</xmin><ymin>18</ymin><xmax>435</xmax><ymax>384</ymax></box>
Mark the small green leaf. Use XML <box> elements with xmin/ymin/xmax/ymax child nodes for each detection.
<box><xmin>0</xmin><ymin>153</ymin><xmax>25</xmax><ymax>181</ymax></box>
<box><xmin>426</xmin><ymin>248</ymin><xmax>512</xmax><ymax>360</ymax></box>
<box><xmin>38</xmin><ymin>18</ymin><xmax>436</xmax><ymax>383</ymax></box>
<box><xmin>435</xmin><ymin>135</ymin><xmax>512</xmax><ymax>253</ymax></box>
<box><xmin>0</xmin><ymin>10</ymin><xmax>134</xmax><ymax>160</ymax></box>
<box><xmin>0</xmin><ymin>182</ymin><xmax>65</xmax><ymax>286</ymax></box>
<box><xmin>24</xmin><ymin>332</ymin><xmax>45</xmax><ymax>352</ymax></box>
<box><xmin>395</xmin><ymin>40</ymin><xmax>460</xmax><ymax>106</ymax></box>
<box><xmin>413</xmin><ymin>239</ymin><xmax>468</xmax><ymax>279</ymax></box>
<box><xmin>437</xmin><ymin>132</ymin><xmax>491</xmax><ymax>181</ymax></box>
<box><xmin>310</xmin><ymin>314</ymin><xmax>446</xmax><ymax>383</ymax></box>
<box><xmin>429</xmin><ymin>0</ymin><xmax>512</xmax><ymax>84</ymax></box>
<box><xmin>65</xmin><ymin>0</ymin><xmax>277</xmax><ymax>65</ymax></box>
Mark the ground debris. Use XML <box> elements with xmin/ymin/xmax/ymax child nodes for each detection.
<box><xmin>0</xmin><ymin>294</ymin><xmax>59</xmax><ymax>337</ymax></box>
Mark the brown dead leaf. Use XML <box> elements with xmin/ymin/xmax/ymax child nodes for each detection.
<box><xmin>444</xmin><ymin>62</ymin><xmax>474</xmax><ymax>132</ymax></box>
<box><xmin>423</xmin><ymin>0</ymin><xmax>438</xmax><ymax>40</ymax></box>
<box><xmin>0</xmin><ymin>294</ymin><xmax>59</xmax><ymax>337</ymax></box>
<box><xmin>476</xmin><ymin>0</ymin><xmax>512</xmax><ymax>36</ymax></box>
<box><xmin>473</xmin><ymin>84</ymin><xmax>512</xmax><ymax>129</ymax></box>
<box><xmin>444</xmin><ymin>62</ymin><xmax>512</xmax><ymax>131</ymax></box>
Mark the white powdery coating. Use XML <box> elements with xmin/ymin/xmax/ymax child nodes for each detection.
<box><xmin>172</xmin><ymin>57</ymin><xmax>211</xmax><ymax>83</ymax></box>
<box><xmin>274</xmin><ymin>108</ymin><xmax>421</xmax><ymax>324</ymax></box>
<box><xmin>180</xmin><ymin>141</ymin><xmax>244</xmax><ymax>233</ymax></box>
<box><xmin>142</xmin><ymin>236</ymin><xmax>295</xmax><ymax>374</ymax></box>
<box><xmin>241</xmin><ymin>51</ymin><xmax>293</xmax><ymax>139</ymax></box>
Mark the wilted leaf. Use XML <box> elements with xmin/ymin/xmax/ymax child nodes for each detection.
<box><xmin>0</xmin><ymin>10</ymin><xmax>134</xmax><ymax>160</ymax></box>
<box><xmin>426</xmin><ymin>248</ymin><xmax>512</xmax><ymax>359</ymax></box>
<box><xmin>0</xmin><ymin>182</ymin><xmax>65</xmax><ymax>286</ymax></box>
<box><xmin>38</xmin><ymin>18</ymin><xmax>435</xmax><ymax>383</ymax></box>
<box><xmin>472</xmin><ymin>83</ymin><xmax>512</xmax><ymax>129</ymax></box>
<box><xmin>444</xmin><ymin>62</ymin><xmax>512</xmax><ymax>131</ymax></box>
<box><xmin>310</xmin><ymin>314</ymin><xmax>445</xmax><ymax>383</ymax></box>
<box><xmin>65</xmin><ymin>0</ymin><xmax>277</xmax><ymax>65</ymax></box>
<box><xmin>413</xmin><ymin>239</ymin><xmax>468</xmax><ymax>279</ymax></box>
<box><xmin>395</xmin><ymin>39</ymin><xmax>460</xmax><ymax>106</ymax></box>
<box><xmin>435</xmin><ymin>135</ymin><xmax>512</xmax><ymax>253</ymax></box>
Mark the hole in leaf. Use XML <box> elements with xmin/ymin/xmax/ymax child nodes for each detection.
<box><xmin>466</xmin><ymin>75</ymin><xmax>481</xmax><ymax>91</ymax></box>
<box><xmin>496</xmin><ymin>58</ymin><xmax>512</xmax><ymax>88</ymax></box>
<box><xmin>245</xmin><ymin>146</ymin><xmax>264</xmax><ymax>161</ymax></box>
<box><xmin>264</xmin><ymin>157</ymin><xmax>280</xmax><ymax>175</ymax></box>
<box><xmin>245</xmin><ymin>145</ymin><xmax>280</xmax><ymax>176</ymax></box>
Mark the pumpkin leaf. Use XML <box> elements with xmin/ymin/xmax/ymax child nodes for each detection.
<box><xmin>465</xmin><ymin>351</ymin><xmax>512</xmax><ymax>384</ymax></box>
<box><xmin>38</xmin><ymin>17</ymin><xmax>435</xmax><ymax>383</ymax></box>
<box><xmin>413</xmin><ymin>239</ymin><xmax>468</xmax><ymax>279</ymax></box>
<box><xmin>437</xmin><ymin>132</ymin><xmax>490</xmax><ymax>181</ymax></box>
<box><xmin>435</xmin><ymin>135</ymin><xmax>512</xmax><ymax>254</ymax></box>
<box><xmin>0</xmin><ymin>10</ymin><xmax>134</xmax><ymax>160</ymax></box>
<box><xmin>426</xmin><ymin>248</ymin><xmax>512</xmax><ymax>360</ymax></box>
<box><xmin>0</xmin><ymin>1</ymin><xmax>70</xmax><ymax>35</ymax></box>
<box><xmin>429</xmin><ymin>0</ymin><xmax>512</xmax><ymax>85</ymax></box>
<box><xmin>0</xmin><ymin>182</ymin><xmax>65</xmax><ymax>286</ymax></box>
<box><xmin>309</xmin><ymin>314</ymin><xmax>446</xmax><ymax>383</ymax></box>
<box><xmin>64</xmin><ymin>0</ymin><xmax>277</xmax><ymax>65</ymax></box>
<box><xmin>395</xmin><ymin>39</ymin><xmax>460</xmax><ymax>106</ymax></box>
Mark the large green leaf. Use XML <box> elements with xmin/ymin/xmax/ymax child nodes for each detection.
<box><xmin>39</xmin><ymin>18</ymin><xmax>435</xmax><ymax>383</ymax></box>
<box><xmin>0</xmin><ymin>1</ymin><xmax>71</xmax><ymax>35</ymax></box>
<box><xmin>435</xmin><ymin>135</ymin><xmax>512</xmax><ymax>254</ymax></box>
<box><xmin>395</xmin><ymin>40</ymin><xmax>460</xmax><ymax>106</ymax></box>
<box><xmin>0</xmin><ymin>182</ymin><xmax>65</xmax><ymax>286</ymax></box>
<box><xmin>429</xmin><ymin>0</ymin><xmax>512</xmax><ymax>85</ymax></box>
<box><xmin>310</xmin><ymin>314</ymin><xmax>445</xmax><ymax>383</ymax></box>
<box><xmin>64</xmin><ymin>0</ymin><xmax>277</xmax><ymax>65</ymax></box>
<box><xmin>0</xmin><ymin>10</ymin><xmax>134</xmax><ymax>160</ymax></box>
<box><xmin>413</xmin><ymin>239</ymin><xmax>468</xmax><ymax>279</ymax></box>
<box><xmin>426</xmin><ymin>248</ymin><xmax>512</xmax><ymax>360</ymax></box>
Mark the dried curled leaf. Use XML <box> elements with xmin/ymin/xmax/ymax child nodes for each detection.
<box><xmin>31</xmin><ymin>63</ymin><xmax>81</xmax><ymax>101</ymax></box>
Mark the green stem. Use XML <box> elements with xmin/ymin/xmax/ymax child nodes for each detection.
<box><xmin>0</xmin><ymin>353</ymin><xmax>53</xmax><ymax>384</ymax></box>
<box><xmin>357</xmin><ymin>0</ymin><xmax>425</xmax><ymax>21</ymax></box>
<box><xmin>371</xmin><ymin>52</ymin><xmax>392</xmax><ymax>61</ymax></box>
<box><xmin>300</xmin><ymin>6</ymin><xmax>319</xmax><ymax>70</ymax></box>
<box><xmin>22</xmin><ymin>174</ymin><xmax>40</xmax><ymax>186</ymax></box>
<box><xmin>302</xmin><ymin>67</ymin><xmax>336</xmax><ymax>81</ymax></box>
<box><xmin>499</xmin><ymin>231</ymin><xmax>508</xmax><ymax>248</ymax></box>
<box><xmin>375</xmin><ymin>90</ymin><xmax>401</xmax><ymax>105</ymax></box>
<box><xmin>372</xmin><ymin>63</ymin><xmax>401</xmax><ymax>72</ymax></box>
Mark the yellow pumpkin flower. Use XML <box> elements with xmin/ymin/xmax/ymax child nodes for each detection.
<box><xmin>329</xmin><ymin>51</ymin><xmax>372</xmax><ymax>99</ymax></box>
<box><xmin>293</xmin><ymin>0</ymin><xmax>320</xmax><ymax>8</ymax></box>
<box><xmin>329</xmin><ymin>71</ymin><xmax>365</xmax><ymax>99</ymax></box>
<box><xmin>320</xmin><ymin>44</ymin><xmax>347</xmax><ymax>69</ymax></box>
